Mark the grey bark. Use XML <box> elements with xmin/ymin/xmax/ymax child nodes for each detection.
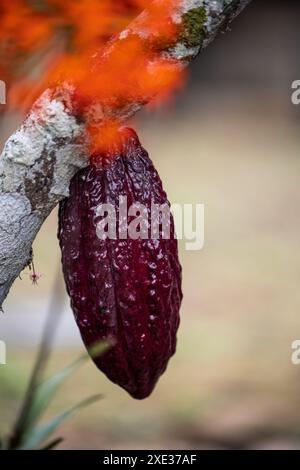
<box><xmin>0</xmin><ymin>0</ymin><xmax>252</xmax><ymax>308</ymax></box>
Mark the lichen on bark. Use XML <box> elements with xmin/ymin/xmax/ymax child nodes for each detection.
<box><xmin>179</xmin><ymin>6</ymin><xmax>207</xmax><ymax>49</ymax></box>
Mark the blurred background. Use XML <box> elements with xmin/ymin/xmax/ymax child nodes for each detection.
<box><xmin>1</xmin><ymin>0</ymin><xmax>300</xmax><ymax>450</ymax></box>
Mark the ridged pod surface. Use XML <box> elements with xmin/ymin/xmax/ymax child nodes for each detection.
<box><xmin>58</xmin><ymin>128</ymin><xmax>182</xmax><ymax>399</ymax></box>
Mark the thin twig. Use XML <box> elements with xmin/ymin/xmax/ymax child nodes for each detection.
<box><xmin>6</xmin><ymin>262</ymin><xmax>66</xmax><ymax>449</ymax></box>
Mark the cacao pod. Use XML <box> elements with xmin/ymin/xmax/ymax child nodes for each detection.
<box><xmin>58</xmin><ymin>128</ymin><xmax>182</xmax><ymax>399</ymax></box>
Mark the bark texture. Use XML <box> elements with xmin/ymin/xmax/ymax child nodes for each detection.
<box><xmin>0</xmin><ymin>0</ymin><xmax>252</xmax><ymax>308</ymax></box>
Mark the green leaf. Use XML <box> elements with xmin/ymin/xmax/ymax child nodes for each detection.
<box><xmin>19</xmin><ymin>394</ymin><xmax>103</xmax><ymax>450</ymax></box>
<box><xmin>40</xmin><ymin>437</ymin><xmax>64</xmax><ymax>450</ymax></box>
<box><xmin>22</xmin><ymin>340</ymin><xmax>110</xmax><ymax>433</ymax></box>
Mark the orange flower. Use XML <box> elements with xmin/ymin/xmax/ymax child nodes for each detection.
<box><xmin>2</xmin><ymin>0</ymin><xmax>185</xmax><ymax>149</ymax></box>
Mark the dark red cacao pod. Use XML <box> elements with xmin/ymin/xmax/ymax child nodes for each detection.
<box><xmin>58</xmin><ymin>128</ymin><xmax>182</xmax><ymax>399</ymax></box>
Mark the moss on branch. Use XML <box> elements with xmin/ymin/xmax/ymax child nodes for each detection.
<box><xmin>180</xmin><ymin>6</ymin><xmax>207</xmax><ymax>49</ymax></box>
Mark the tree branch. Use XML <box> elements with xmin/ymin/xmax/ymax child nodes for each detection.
<box><xmin>0</xmin><ymin>0</ymin><xmax>252</xmax><ymax>309</ymax></box>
